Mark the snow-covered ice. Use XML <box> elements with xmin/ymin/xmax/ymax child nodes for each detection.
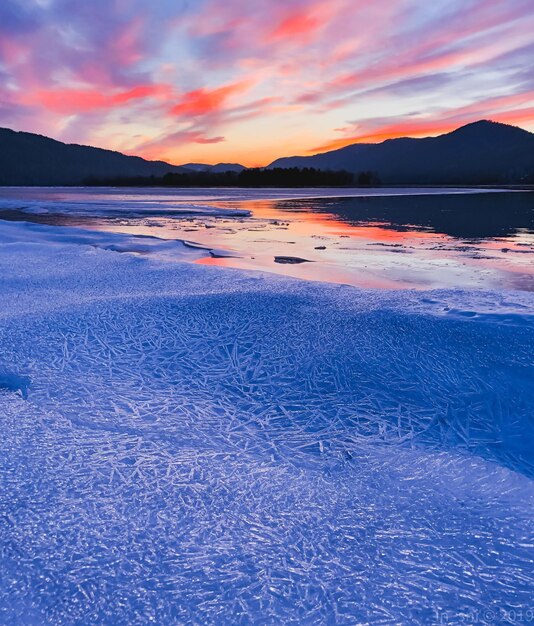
<box><xmin>0</xmin><ymin>219</ymin><xmax>533</xmax><ymax>625</ymax></box>
<box><xmin>0</xmin><ymin>220</ymin><xmax>215</xmax><ymax>262</ymax></box>
<box><xmin>0</xmin><ymin>197</ymin><xmax>249</xmax><ymax>218</ymax></box>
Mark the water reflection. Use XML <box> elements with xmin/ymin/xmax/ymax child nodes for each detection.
<box><xmin>1</xmin><ymin>188</ymin><xmax>533</xmax><ymax>290</ymax></box>
<box><xmin>199</xmin><ymin>191</ymin><xmax>534</xmax><ymax>290</ymax></box>
<box><xmin>274</xmin><ymin>192</ymin><xmax>534</xmax><ymax>239</ymax></box>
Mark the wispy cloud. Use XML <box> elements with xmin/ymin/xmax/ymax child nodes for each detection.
<box><xmin>0</xmin><ymin>0</ymin><xmax>532</xmax><ymax>165</ymax></box>
<box><xmin>310</xmin><ymin>90</ymin><xmax>534</xmax><ymax>153</ymax></box>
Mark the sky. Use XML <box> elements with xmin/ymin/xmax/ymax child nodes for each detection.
<box><xmin>0</xmin><ymin>0</ymin><xmax>533</xmax><ymax>167</ymax></box>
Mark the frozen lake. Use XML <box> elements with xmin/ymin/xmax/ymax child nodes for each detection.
<box><xmin>0</xmin><ymin>187</ymin><xmax>533</xmax><ymax>624</ymax></box>
<box><xmin>1</xmin><ymin>186</ymin><xmax>533</xmax><ymax>290</ymax></box>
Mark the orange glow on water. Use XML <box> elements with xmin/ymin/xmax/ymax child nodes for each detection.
<box><xmin>5</xmin><ymin>187</ymin><xmax>532</xmax><ymax>290</ymax></box>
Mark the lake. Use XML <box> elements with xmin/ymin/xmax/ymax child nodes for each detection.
<box><xmin>1</xmin><ymin>186</ymin><xmax>533</xmax><ymax>290</ymax></box>
<box><xmin>1</xmin><ymin>185</ymin><xmax>533</xmax><ymax>624</ymax></box>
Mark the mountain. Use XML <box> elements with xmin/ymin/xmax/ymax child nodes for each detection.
<box><xmin>0</xmin><ymin>127</ymin><xmax>186</xmax><ymax>185</ymax></box>
<box><xmin>268</xmin><ymin>121</ymin><xmax>534</xmax><ymax>184</ymax></box>
<box><xmin>2</xmin><ymin>120</ymin><xmax>533</xmax><ymax>187</ymax></box>
<box><xmin>181</xmin><ymin>162</ymin><xmax>245</xmax><ymax>173</ymax></box>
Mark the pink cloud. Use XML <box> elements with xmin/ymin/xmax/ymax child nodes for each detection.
<box><xmin>302</xmin><ymin>34</ymin><xmax>531</xmax><ymax>112</ymax></box>
<box><xmin>267</xmin><ymin>7</ymin><xmax>323</xmax><ymax>43</ymax></box>
<box><xmin>170</xmin><ymin>82</ymin><xmax>250</xmax><ymax>118</ymax></box>
<box><xmin>109</xmin><ymin>16</ymin><xmax>146</xmax><ymax>66</ymax></box>
<box><xmin>195</xmin><ymin>136</ymin><xmax>226</xmax><ymax>144</ymax></box>
<box><xmin>27</xmin><ymin>84</ymin><xmax>172</xmax><ymax>114</ymax></box>
<box><xmin>0</xmin><ymin>0</ymin><xmax>532</xmax><ymax>165</ymax></box>
<box><xmin>133</xmin><ymin>130</ymin><xmax>226</xmax><ymax>161</ymax></box>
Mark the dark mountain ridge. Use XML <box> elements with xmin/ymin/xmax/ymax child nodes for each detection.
<box><xmin>268</xmin><ymin>121</ymin><xmax>534</xmax><ymax>184</ymax></box>
<box><xmin>1</xmin><ymin>120</ymin><xmax>533</xmax><ymax>186</ymax></box>
<box><xmin>0</xmin><ymin>127</ymin><xmax>186</xmax><ymax>185</ymax></box>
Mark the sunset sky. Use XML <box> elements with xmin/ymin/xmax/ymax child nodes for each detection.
<box><xmin>1</xmin><ymin>0</ymin><xmax>533</xmax><ymax>166</ymax></box>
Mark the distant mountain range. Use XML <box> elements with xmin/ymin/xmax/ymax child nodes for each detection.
<box><xmin>268</xmin><ymin>121</ymin><xmax>534</xmax><ymax>184</ymax></box>
<box><xmin>181</xmin><ymin>162</ymin><xmax>245</xmax><ymax>173</ymax></box>
<box><xmin>0</xmin><ymin>127</ymin><xmax>189</xmax><ymax>186</ymax></box>
<box><xmin>0</xmin><ymin>120</ymin><xmax>532</xmax><ymax>185</ymax></box>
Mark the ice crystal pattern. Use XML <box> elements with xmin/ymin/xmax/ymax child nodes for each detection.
<box><xmin>0</xmin><ymin>239</ymin><xmax>533</xmax><ymax>625</ymax></box>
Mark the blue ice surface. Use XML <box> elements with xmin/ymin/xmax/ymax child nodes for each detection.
<box><xmin>0</xmin><ymin>220</ymin><xmax>533</xmax><ymax>625</ymax></box>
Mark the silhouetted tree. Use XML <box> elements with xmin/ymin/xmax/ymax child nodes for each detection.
<box><xmin>357</xmin><ymin>171</ymin><xmax>381</xmax><ymax>186</ymax></box>
<box><xmin>85</xmin><ymin>167</ymin><xmax>364</xmax><ymax>188</ymax></box>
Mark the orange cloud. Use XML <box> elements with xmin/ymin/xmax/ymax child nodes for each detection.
<box><xmin>310</xmin><ymin>122</ymin><xmax>455</xmax><ymax>153</ymax></box>
<box><xmin>170</xmin><ymin>82</ymin><xmax>249</xmax><ymax>117</ymax></box>
<box><xmin>310</xmin><ymin>91</ymin><xmax>534</xmax><ymax>153</ymax></box>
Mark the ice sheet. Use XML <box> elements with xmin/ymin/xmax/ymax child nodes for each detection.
<box><xmin>0</xmin><ymin>196</ymin><xmax>250</xmax><ymax>218</ymax></box>
<box><xmin>0</xmin><ymin>220</ymin><xmax>533</xmax><ymax>624</ymax></box>
<box><xmin>0</xmin><ymin>220</ymin><xmax>213</xmax><ymax>262</ymax></box>
<box><xmin>0</xmin><ymin>185</ymin><xmax>521</xmax><ymax>219</ymax></box>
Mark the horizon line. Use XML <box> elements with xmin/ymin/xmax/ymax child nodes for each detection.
<box><xmin>2</xmin><ymin>117</ymin><xmax>531</xmax><ymax>170</ymax></box>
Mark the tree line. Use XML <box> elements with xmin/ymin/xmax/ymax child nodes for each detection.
<box><xmin>84</xmin><ymin>167</ymin><xmax>381</xmax><ymax>188</ymax></box>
